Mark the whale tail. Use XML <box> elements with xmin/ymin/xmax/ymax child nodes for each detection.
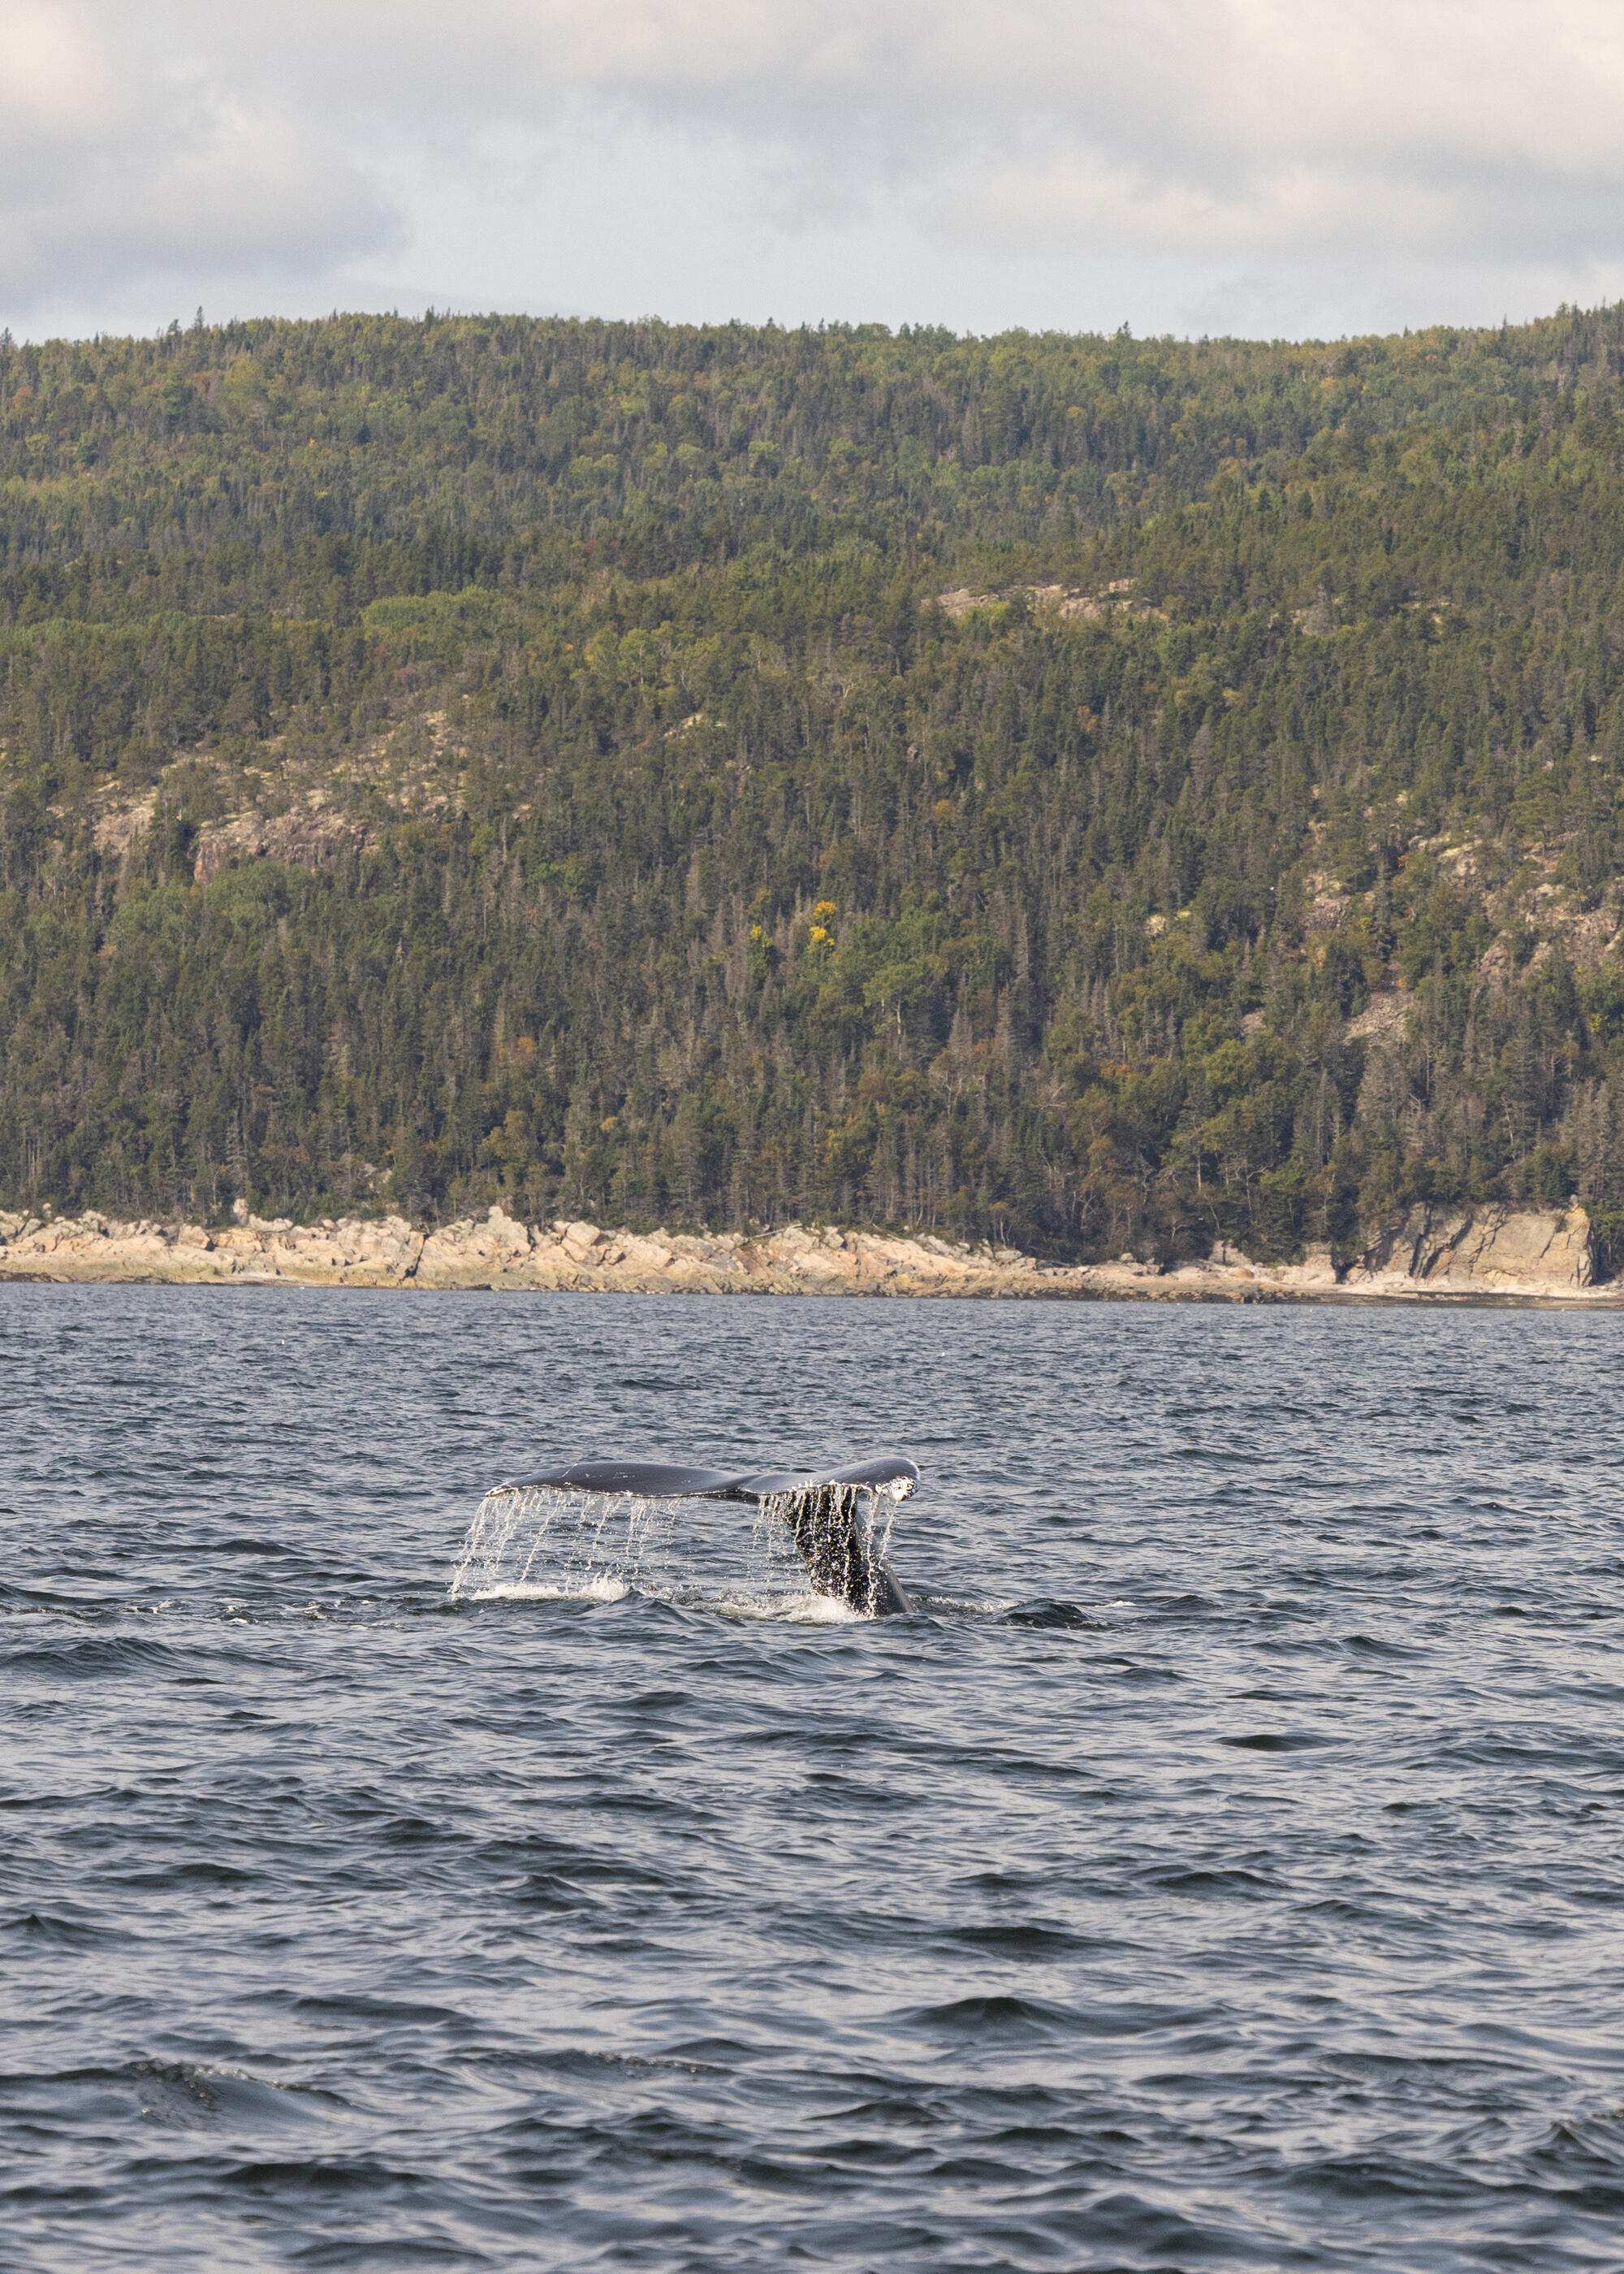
<box><xmin>503</xmin><ymin>1454</ymin><xmax>918</xmax><ymax>1615</ymax></box>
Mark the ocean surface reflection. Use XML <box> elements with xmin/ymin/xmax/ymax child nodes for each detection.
<box><xmin>4</xmin><ymin>1285</ymin><xmax>1624</xmax><ymax>2269</ymax></box>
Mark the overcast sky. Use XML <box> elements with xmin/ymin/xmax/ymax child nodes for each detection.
<box><xmin>6</xmin><ymin>0</ymin><xmax>1624</xmax><ymax>345</ymax></box>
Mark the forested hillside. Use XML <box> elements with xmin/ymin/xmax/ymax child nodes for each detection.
<box><xmin>5</xmin><ymin>304</ymin><xmax>1624</xmax><ymax>1262</ymax></box>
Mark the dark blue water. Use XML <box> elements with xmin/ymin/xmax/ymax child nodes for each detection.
<box><xmin>5</xmin><ymin>1287</ymin><xmax>1624</xmax><ymax>2271</ymax></box>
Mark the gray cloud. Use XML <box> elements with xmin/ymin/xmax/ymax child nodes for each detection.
<box><xmin>0</xmin><ymin>2</ymin><xmax>395</xmax><ymax>312</ymax></box>
<box><xmin>6</xmin><ymin>1</ymin><xmax>1624</xmax><ymax>337</ymax></box>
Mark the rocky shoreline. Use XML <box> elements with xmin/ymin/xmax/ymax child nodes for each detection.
<box><xmin>0</xmin><ymin>1200</ymin><xmax>1611</xmax><ymax>1304</ymax></box>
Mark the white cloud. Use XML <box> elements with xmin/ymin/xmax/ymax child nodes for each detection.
<box><xmin>0</xmin><ymin>1</ymin><xmax>392</xmax><ymax>314</ymax></box>
<box><xmin>6</xmin><ymin>1</ymin><xmax>1624</xmax><ymax>337</ymax></box>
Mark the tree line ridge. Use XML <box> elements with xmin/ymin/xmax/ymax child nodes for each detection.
<box><xmin>3</xmin><ymin>305</ymin><xmax>1624</xmax><ymax>1266</ymax></box>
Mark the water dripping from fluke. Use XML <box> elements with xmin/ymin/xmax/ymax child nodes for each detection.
<box><xmin>448</xmin><ymin>1455</ymin><xmax>919</xmax><ymax>1619</ymax></box>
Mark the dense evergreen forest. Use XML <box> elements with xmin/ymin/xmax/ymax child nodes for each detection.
<box><xmin>5</xmin><ymin>303</ymin><xmax>1624</xmax><ymax>1262</ymax></box>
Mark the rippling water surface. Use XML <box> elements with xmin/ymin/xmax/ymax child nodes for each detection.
<box><xmin>6</xmin><ymin>1286</ymin><xmax>1624</xmax><ymax>2270</ymax></box>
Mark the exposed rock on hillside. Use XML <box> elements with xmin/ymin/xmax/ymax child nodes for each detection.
<box><xmin>191</xmin><ymin>793</ymin><xmax>369</xmax><ymax>882</ymax></box>
<box><xmin>1345</xmin><ymin>993</ymin><xmax>1414</xmax><ymax>1044</ymax></box>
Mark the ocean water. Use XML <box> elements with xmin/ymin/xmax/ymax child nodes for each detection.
<box><xmin>4</xmin><ymin>1286</ymin><xmax>1624</xmax><ymax>2272</ymax></box>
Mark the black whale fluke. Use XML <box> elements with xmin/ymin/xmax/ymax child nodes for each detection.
<box><xmin>507</xmin><ymin>1454</ymin><xmax>919</xmax><ymax>1616</ymax></box>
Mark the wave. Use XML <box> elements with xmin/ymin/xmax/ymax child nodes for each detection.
<box><xmin>461</xmin><ymin>1572</ymin><xmax>861</xmax><ymax>1623</ymax></box>
<box><xmin>464</xmin><ymin>1575</ymin><xmax>630</xmax><ymax>1605</ymax></box>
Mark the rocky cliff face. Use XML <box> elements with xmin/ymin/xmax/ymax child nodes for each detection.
<box><xmin>0</xmin><ymin>1209</ymin><xmax>1043</xmax><ymax>1295</ymax></box>
<box><xmin>1343</xmin><ymin>1204</ymin><xmax>1596</xmax><ymax>1296</ymax></box>
<box><xmin>0</xmin><ymin>1204</ymin><xmax>1607</xmax><ymax>1301</ymax></box>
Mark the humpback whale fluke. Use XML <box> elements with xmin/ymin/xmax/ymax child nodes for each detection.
<box><xmin>504</xmin><ymin>1454</ymin><xmax>919</xmax><ymax>1616</ymax></box>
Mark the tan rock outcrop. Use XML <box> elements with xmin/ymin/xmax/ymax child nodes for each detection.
<box><xmin>192</xmin><ymin>793</ymin><xmax>369</xmax><ymax>883</ymax></box>
<box><xmin>1345</xmin><ymin>1203</ymin><xmax>1595</xmax><ymax>1296</ymax></box>
<box><xmin>1346</xmin><ymin>992</ymin><xmax>1414</xmax><ymax>1044</ymax></box>
<box><xmin>0</xmin><ymin>1202</ymin><xmax>1611</xmax><ymax>1303</ymax></box>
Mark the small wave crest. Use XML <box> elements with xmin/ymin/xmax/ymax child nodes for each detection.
<box><xmin>465</xmin><ymin>1574</ymin><xmax>629</xmax><ymax>1605</ymax></box>
<box><xmin>464</xmin><ymin>1571</ymin><xmax>863</xmax><ymax>1623</ymax></box>
<box><xmin>717</xmin><ymin>1588</ymin><xmax>860</xmax><ymax>1625</ymax></box>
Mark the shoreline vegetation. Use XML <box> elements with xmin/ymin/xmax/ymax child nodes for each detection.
<box><xmin>9</xmin><ymin>309</ymin><xmax>1624</xmax><ymax>1269</ymax></box>
<box><xmin>0</xmin><ymin>1200</ymin><xmax>1605</xmax><ymax>1304</ymax></box>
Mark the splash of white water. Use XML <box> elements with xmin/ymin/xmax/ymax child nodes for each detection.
<box><xmin>449</xmin><ymin>1483</ymin><xmax>685</xmax><ymax>1601</ymax></box>
<box><xmin>469</xmin><ymin>1574</ymin><xmax>629</xmax><ymax>1604</ymax></box>
<box><xmin>449</xmin><ymin>1481</ymin><xmax>823</xmax><ymax>1612</ymax></box>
